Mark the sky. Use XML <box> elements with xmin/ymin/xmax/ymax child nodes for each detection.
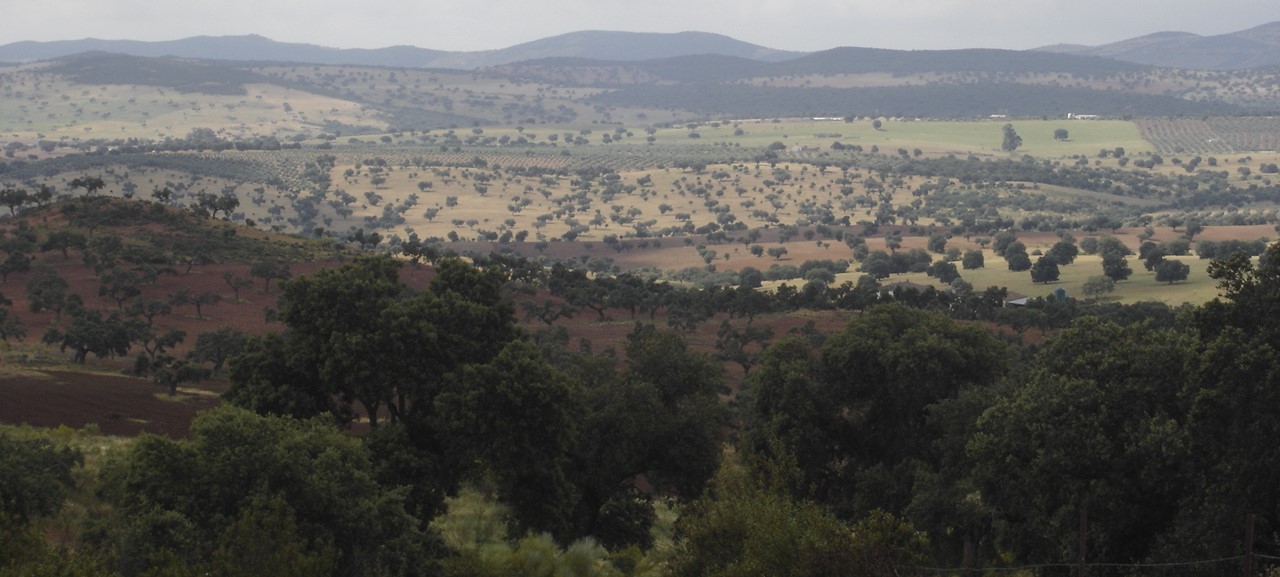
<box><xmin>5</xmin><ymin>0</ymin><xmax>1279</xmax><ymax>52</ymax></box>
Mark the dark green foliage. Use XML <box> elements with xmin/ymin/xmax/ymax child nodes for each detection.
<box><xmin>1154</xmin><ymin>259</ymin><xmax>1190</xmax><ymax>283</ymax></box>
<box><xmin>1000</xmin><ymin>124</ymin><xmax>1022</xmax><ymax>152</ymax></box>
<box><xmin>1029</xmin><ymin>256</ymin><xmax>1060</xmax><ymax>284</ymax></box>
<box><xmin>1196</xmin><ymin>242</ymin><xmax>1280</xmax><ymax>345</ymax></box>
<box><xmin>927</xmin><ymin>232</ymin><xmax>947</xmax><ymax>254</ymax></box>
<box><xmin>249</xmin><ymin>259</ymin><xmax>292</xmax><ymax>292</ymax></box>
<box><xmin>0</xmin><ymin>291</ymin><xmax>24</xmax><ymax>342</ymax></box>
<box><xmin>1003</xmin><ymin>241</ymin><xmax>1031</xmax><ymax>272</ymax></box>
<box><xmin>223</xmin><ymin>333</ymin><xmax>338</xmax><ymax>420</ymax></box>
<box><xmin>859</xmin><ymin>251</ymin><xmax>893</xmax><ymax>278</ymax></box>
<box><xmin>263</xmin><ymin>255</ymin><xmax>408</xmax><ymax>423</ymax></box>
<box><xmin>1095</xmin><ymin>235</ymin><xmax>1132</xmax><ymax>258</ymax></box>
<box><xmin>48</xmin><ymin>52</ymin><xmax>269</xmax><ymax>95</ymax></box>
<box><xmin>98</xmin><ymin>407</ymin><xmax>442</xmax><ymax>577</ymax></box>
<box><xmin>619</xmin><ymin>325</ymin><xmax>727</xmax><ymax>497</ymax></box>
<box><xmin>925</xmin><ymin>260</ymin><xmax>960</xmax><ymax>284</ymax></box>
<box><xmin>748</xmin><ymin>305</ymin><xmax>1008</xmax><ymax>529</ymax></box>
<box><xmin>42</xmin><ymin>308</ymin><xmax>137</xmax><ymax>363</ymax></box>
<box><xmin>991</xmin><ymin>231</ymin><xmax>1018</xmax><ymax>257</ymax></box>
<box><xmin>151</xmin><ymin>359</ymin><xmax>210</xmax><ymax>397</ymax></box>
<box><xmin>188</xmin><ymin>326</ymin><xmax>248</xmax><ymax>374</ymax></box>
<box><xmin>961</xmin><ymin>249</ymin><xmax>984</xmax><ymax>270</ymax></box>
<box><xmin>1082</xmin><ymin>274</ymin><xmax>1116</xmax><ymax>298</ymax></box>
<box><xmin>715</xmin><ymin>320</ymin><xmax>774</xmax><ymax>376</ymax></box>
<box><xmin>969</xmin><ymin>318</ymin><xmax>1194</xmax><ymax>564</ymax></box>
<box><xmin>1045</xmin><ymin>240</ymin><xmax>1078</xmax><ymax>265</ymax></box>
<box><xmin>0</xmin><ymin>187</ymin><xmax>31</xmax><ymax>215</ymax></box>
<box><xmin>97</xmin><ymin>267</ymin><xmax>141</xmax><ymax>308</ymax></box>
<box><xmin>438</xmin><ymin>340</ymin><xmax>582</xmax><ymax>540</ymax></box>
<box><xmin>208</xmin><ymin>494</ymin><xmax>336</xmax><ymax>577</ymax></box>
<box><xmin>669</xmin><ymin>462</ymin><xmax>858</xmax><ymax>577</ymax></box>
<box><xmin>1196</xmin><ymin>238</ymin><xmax>1270</xmax><ymax>259</ymax></box>
<box><xmin>40</xmin><ymin>230</ymin><xmax>87</xmax><ymax>260</ymax></box>
<box><xmin>0</xmin><ymin>432</ymin><xmax>82</xmax><ymax>524</ymax></box>
<box><xmin>1102</xmin><ymin>253</ymin><xmax>1133</xmax><ymax>281</ymax></box>
<box><xmin>226</xmin><ymin>256</ymin><xmax>727</xmax><ymax>548</ymax></box>
<box><xmin>670</xmin><ymin>454</ymin><xmax>928</xmax><ymax>577</ymax></box>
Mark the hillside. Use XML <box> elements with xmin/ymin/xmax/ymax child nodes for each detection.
<box><xmin>1037</xmin><ymin>21</ymin><xmax>1280</xmax><ymax>70</ymax></box>
<box><xmin>425</xmin><ymin>30</ymin><xmax>802</xmax><ymax>68</ymax></box>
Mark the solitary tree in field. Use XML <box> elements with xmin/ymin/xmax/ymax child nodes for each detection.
<box><xmin>962</xmin><ymin>250</ymin><xmax>985</xmax><ymax>270</ymax></box>
<box><xmin>1030</xmin><ymin>256</ymin><xmax>1060</xmax><ymax>284</ymax></box>
<box><xmin>250</xmin><ymin>260</ymin><xmax>292</xmax><ymax>292</ymax></box>
<box><xmin>69</xmin><ymin>176</ymin><xmax>106</xmax><ymax>196</ymax></box>
<box><xmin>1054</xmin><ymin>128</ymin><xmax>1069</xmax><ymax>141</ymax></box>
<box><xmin>1002</xmin><ymin>124</ymin><xmax>1023</xmax><ymax>152</ymax></box>
<box><xmin>1155</xmin><ymin>259</ymin><xmax>1190</xmax><ymax>284</ymax></box>
<box><xmin>1082</xmin><ymin>275</ymin><xmax>1116</xmax><ymax>298</ymax></box>
<box><xmin>222</xmin><ymin>271</ymin><xmax>253</xmax><ymax>302</ymax></box>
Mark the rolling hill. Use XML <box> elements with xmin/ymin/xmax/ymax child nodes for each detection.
<box><xmin>1037</xmin><ymin>21</ymin><xmax>1280</xmax><ymax>70</ymax></box>
<box><xmin>424</xmin><ymin>30</ymin><xmax>801</xmax><ymax>68</ymax></box>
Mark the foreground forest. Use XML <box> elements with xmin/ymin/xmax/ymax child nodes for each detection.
<box><xmin>3</xmin><ymin>231</ymin><xmax>1280</xmax><ymax>576</ymax></box>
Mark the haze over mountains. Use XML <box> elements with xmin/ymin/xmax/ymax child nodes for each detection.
<box><xmin>1036</xmin><ymin>21</ymin><xmax>1280</xmax><ymax>69</ymax></box>
<box><xmin>0</xmin><ymin>31</ymin><xmax>798</xmax><ymax>69</ymax></box>
<box><xmin>1</xmin><ymin>23</ymin><xmax>1277</xmax><ymax>70</ymax></box>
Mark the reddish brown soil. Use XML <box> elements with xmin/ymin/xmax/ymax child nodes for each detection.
<box><xmin>0</xmin><ymin>369</ymin><xmax>224</xmax><ymax>438</ymax></box>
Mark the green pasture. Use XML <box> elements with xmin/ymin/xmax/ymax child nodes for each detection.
<box><xmin>837</xmin><ymin>253</ymin><xmax>1221</xmax><ymax>305</ymax></box>
<box><xmin>630</xmin><ymin>118</ymin><xmax>1154</xmax><ymax>159</ymax></box>
<box><xmin>446</xmin><ymin>118</ymin><xmax>1158</xmax><ymax>161</ymax></box>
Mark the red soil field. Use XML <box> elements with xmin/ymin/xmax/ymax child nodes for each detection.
<box><xmin>0</xmin><ymin>368</ymin><xmax>224</xmax><ymax>438</ymax></box>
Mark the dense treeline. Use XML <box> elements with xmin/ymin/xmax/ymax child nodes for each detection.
<box><xmin>4</xmin><ymin>243</ymin><xmax>1280</xmax><ymax>576</ymax></box>
<box><xmin>512</xmin><ymin>48</ymin><xmax>1149</xmax><ymax>85</ymax></box>
<box><xmin>46</xmin><ymin>52</ymin><xmax>271</xmax><ymax>95</ymax></box>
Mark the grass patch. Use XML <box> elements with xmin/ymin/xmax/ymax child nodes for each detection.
<box><xmin>641</xmin><ymin>118</ymin><xmax>1154</xmax><ymax>158</ymax></box>
<box><xmin>862</xmin><ymin>253</ymin><xmax>1220</xmax><ymax>305</ymax></box>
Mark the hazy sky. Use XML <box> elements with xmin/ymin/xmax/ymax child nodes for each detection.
<box><xmin>6</xmin><ymin>0</ymin><xmax>1278</xmax><ymax>52</ymax></box>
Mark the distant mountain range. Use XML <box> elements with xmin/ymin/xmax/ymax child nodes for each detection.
<box><xmin>1</xmin><ymin>23</ymin><xmax>1277</xmax><ymax>70</ymax></box>
<box><xmin>0</xmin><ymin>31</ymin><xmax>798</xmax><ymax>69</ymax></box>
<box><xmin>1036</xmin><ymin>22</ymin><xmax>1280</xmax><ymax>70</ymax></box>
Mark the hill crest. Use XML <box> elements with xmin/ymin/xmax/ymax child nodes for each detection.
<box><xmin>1036</xmin><ymin>21</ymin><xmax>1280</xmax><ymax>69</ymax></box>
